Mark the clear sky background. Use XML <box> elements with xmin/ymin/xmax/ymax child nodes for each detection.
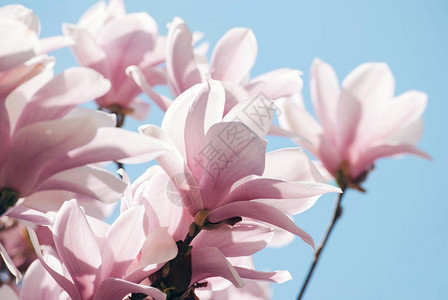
<box><xmin>3</xmin><ymin>0</ymin><xmax>447</xmax><ymax>299</ymax></box>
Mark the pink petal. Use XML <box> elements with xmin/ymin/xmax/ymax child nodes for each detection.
<box><xmin>161</xmin><ymin>83</ymin><xmax>206</xmax><ymax>159</ymax></box>
<box><xmin>338</xmin><ymin>63</ymin><xmax>395</xmax><ymax>155</ymax></box>
<box><xmin>131</xmin><ymin>166</ymin><xmax>195</xmax><ymax>239</ymax></box>
<box><xmin>200</xmin><ymin>280</ymin><xmax>271</xmax><ymax>300</ymax></box>
<box><xmin>4</xmin><ymin>64</ymin><xmax>54</xmax><ymax>132</ymax></box>
<box><xmin>137</xmin><ymin>227</ymin><xmax>178</xmax><ymax>268</ymax></box>
<box><xmin>20</xmin><ymin>259</ymin><xmax>64</xmax><ymax>300</ymax></box>
<box><xmin>229</xmin><ymin>177</ymin><xmax>340</xmax><ymax>215</ymax></box>
<box><xmin>64</xmin><ymin>107</ymin><xmax>116</xmax><ymax>128</ymax></box>
<box><xmin>101</xmin><ymin>206</ymin><xmax>146</xmax><ymax>279</ymax></box>
<box><xmin>28</xmin><ymin>227</ymin><xmax>81</xmax><ymax>300</ymax></box>
<box><xmin>38</xmin><ymin>36</ymin><xmax>75</xmax><ymax>54</ymax></box>
<box><xmin>0</xmin><ymin>285</ymin><xmax>19</xmax><ymax>300</ymax></box>
<box><xmin>62</xmin><ymin>26</ymin><xmax>108</xmax><ymax>75</ymax></box>
<box><xmin>52</xmin><ymin>199</ymin><xmax>101</xmax><ymax>299</ymax></box>
<box><xmin>98</xmin><ymin>12</ymin><xmax>158</xmax><ymax>64</ymax></box>
<box><xmin>386</xmin><ymin>118</ymin><xmax>423</xmax><ymax>146</ymax></box>
<box><xmin>0</xmin><ymin>242</ymin><xmax>22</xmax><ymax>282</ymax></box>
<box><xmin>97</xmin><ymin>13</ymin><xmax>159</xmax><ymax>92</ymax></box>
<box><xmin>210</xmin><ymin>28</ymin><xmax>257</xmax><ymax>84</ymax></box>
<box><xmin>63</xmin><ymin>127</ymin><xmax>169</xmax><ymax>167</ymax></box>
<box><xmin>342</xmin><ymin>62</ymin><xmax>395</xmax><ymax>105</ymax></box>
<box><xmin>254</xmin><ymin>196</ymin><xmax>322</xmax><ymax>216</ymax></box>
<box><xmin>198</xmin><ymin>122</ymin><xmax>267</xmax><ymax>209</ymax></box>
<box><xmin>85</xmin><ymin>215</ymin><xmax>110</xmax><ymax>248</ymax></box>
<box><xmin>125</xmin><ymin>262</ymin><xmax>163</xmax><ymax>285</ymax></box>
<box><xmin>142</xmin><ymin>35</ymin><xmax>167</xmax><ymax>67</ymax></box>
<box><xmin>223</xmin><ymin>94</ymin><xmax>275</xmax><ymax>138</ymax></box>
<box><xmin>191</xmin><ymin>247</ymin><xmax>244</xmax><ymax>288</ymax></box>
<box><xmin>20</xmin><ymin>190</ymin><xmax>73</xmax><ymax>215</ymax></box>
<box><xmin>0</xmin><ymin>55</ymin><xmax>53</xmax><ymax>100</ymax></box>
<box><xmin>138</xmin><ymin>64</ymin><xmax>167</xmax><ymax>86</ymax></box>
<box><xmin>351</xmin><ymin>143</ymin><xmax>431</xmax><ymax>178</ymax></box>
<box><xmin>0</xmin><ymin>19</ymin><xmax>38</xmax><ymax>72</ymax></box>
<box><xmin>105</xmin><ymin>0</ymin><xmax>126</xmax><ymax>19</ymax></box>
<box><xmin>76</xmin><ymin>1</ymin><xmax>107</xmax><ymax>33</ymax></box>
<box><xmin>37</xmin><ymin>165</ymin><xmax>127</xmax><ymax>204</ymax></box>
<box><xmin>276</xmin><ymin>94</ymin><xmax>323</xmax><ymax>153</ymax></box>
<box><xmin>221</xmin><ymin>81</ymin><xmax>250</xmax><ymax>114</ymax></box>
<box><xmin>208</xmin><ymin>201</ymin><xmax>314</xmax><ymax>247</ymax></box>
<box><xmin>14</xmin><ymin>67</ymin><xmax>111</xmax><ymax>131</ymax></box>
<box><xmin>267</xmin><ymin>124</ymin><xmax>301</xmax><ymax>137</ymax></box>
<box><xmin>263</xmin><ymin>148</ymin><xmax>326</xmax><ymax>182</ymax></box>
<box><xmin>118</xmin><ymin>169</ymin><xmax>133</xmax><ymax>213</ymax></box>
<box><xmin>226</xmin><ymin>178</ymin><xmax>339</xmax><ymax>206</ymax></box>
<box><xmin>267</xmin><ymin>225</ymin><xmax>296</xmax><ymax>248</ymax></box>
<box><xmin>6</xmin><ymin>205</ymin><xmax>52</xmax><ymax>225</ymax></box>
<box><xmin>2</xmin><ymin>116</ymin><xmax>99</xmax><ymax>196</ymax></box>
<box><xmin>166</xmin><ymin>17</ymin><xmax>202</xmax><ymax>96</ymax></box>
<box><xmin>93</xmin><ymin>278</ymin><xmax>165</xmax><ymax>300</ymax></box>
<box><xmin>246</xmin><ymin>68</ymin><xmax>303</xmax><ymax>100</ymax></box>
<box><xmin>310</xmin><ymin>58</ymin><xmax>340</xmax><ymax>137</ymax></box>
<box><xmin>126</xmin><ymin>65</ymin><xmax>172</xmax><ymax>112</ymax></box>
<box><xmin>184</xmin><ymin>79</ymin><xmax>225</xmax><ymax>182</ymax></box>
<box><xmin>317</xmin><ymin>135</ymin><xmax>342</xmax><ymax>176</ymax></box>
<box><xmin>234</xmin><ymin>267</ymin><xmax>291</xmax><ymax>283</ymax></box>
<box><xmin>137</xmin><ymin>126</ymin><xmax>199</xmax><ymax>213</ymax></box>
<box><xmin>191</xmin><ymin>223</ymin><xmax>273</xmax><ymax>257</ymax></box>
<box><xmin>356</xmin><ymin>90</ymin><xmax>427</xmax><ymax>149</ymax></box>
<box><xmin>138</xmin><ymin>125</ymin><xmax>187</xmax><ymax>181</ymax></box>
<box><xmin>336</xmin><ymin>89</ymin><xmax>362</xmax><ymax>157</ymax></box>
<box><xmin>0</xmin><ymin>5</ymin><xmax>40</xmax><ymax>35</ymax></box>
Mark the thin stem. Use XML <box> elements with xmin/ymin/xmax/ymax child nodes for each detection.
<box><xmin>114</xmin><ymin>112</ymin><xmax>125</xmax><ymax>171</ymax></box>
<box><xmin>116</xmin><ymin>113</ymin><xmax>125</xmax><ymax>128</ymax></box>
<box><xmin>116</xmin><ymin>161</ymin><xmax>124</xmax><ymax>172</ymax></box>
<box><xmin>297</xmin><ymin>189</ymin><xmax>346</xmax><ymax>300</ymax></box>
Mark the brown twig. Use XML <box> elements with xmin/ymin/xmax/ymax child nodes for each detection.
<box><xmin>297</xmin><ymin>189</ymin><xmax>346</xmax><ymax>300</ymax></box>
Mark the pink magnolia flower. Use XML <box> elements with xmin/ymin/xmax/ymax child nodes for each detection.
<box><xmin>0</xmin><ymin>67</ymin><xmax>168</xmax><ymax>217</ymax></box>
<box><xmin>141</xmin><ymin>79</ymin><xmax>339</xmax><ymax>246</ymax></box>
<box><xmin>128</xmin><ymin>17</ymin><xmax>302</xmax><ymax>115</ymax></box>
<box><xmin>121</xmin><ymin>166</ymin><xmax>291</xmax><ymax>297</ymax></box>
<box><xmin>0</xmin><ymin>4</ymin><xmax>72</xmax><ymax>100</ymax></box>
<box><xmin>24</xmin><ymin>199</ymin><xmax>176</xmax><ymax>300</ymax></box>
<box><xmin>278</xmin><ymin>59</ymin><xmax>430</xmax><ymax>190</ymax></box>
<box><xmin>63</xmin><ymin>0</ymin><xmax>166</xmax><ymax>121</ymax></box>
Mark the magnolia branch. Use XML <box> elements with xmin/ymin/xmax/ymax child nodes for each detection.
<box><xmin>297</xmin><ymin>190</ymin><xmax>346</xmax><ymax>300</ymax></box>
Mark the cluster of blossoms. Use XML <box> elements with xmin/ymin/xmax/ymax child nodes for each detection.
<box><xmin>0</xmin><ymin>1</ymin><xmax>428</xmax><ymax>300</ymax></box>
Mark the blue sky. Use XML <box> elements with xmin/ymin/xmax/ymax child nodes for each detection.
<box><xmin>4</xmin><ymin>0</ymin><xmax>448</xmax><ymax>299</ymax></box>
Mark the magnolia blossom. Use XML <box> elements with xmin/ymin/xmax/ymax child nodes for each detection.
<box><xmin>120</xmin><ymin>166</ymin><xmax>291</xmax><ymax>297</ymax></box>
<box><xmin>140</xmin><ymin>79</ymin><xmax>339</xmax><ymax>247</ymax></box>
<box><xmin>63</xmin><ymin>0</ymin><xmax>166</xmax><ymax>120</ymax></box>
<box><xmin>0</xmin><ymin>67</ymin><xmax>168</xmax><ymax>217</ymax></box>
<box><xmin>128</xmin><ymin>17</ymin><xmax>303</xmax><ymax>116</ymax></box>
<box><xmin>21</xmin><ymin>199</ymin><xmax>176</xmax><ymax>300</ymax></box>
<box><xmin>0</xmin><ymin>4</ymin><xmax>72</xmax><ymax>100</ymax></box>
<box><xmin>278</xmin><ymin>59</ymin><xmax>430</xmax><ymax>189</ymax></box>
